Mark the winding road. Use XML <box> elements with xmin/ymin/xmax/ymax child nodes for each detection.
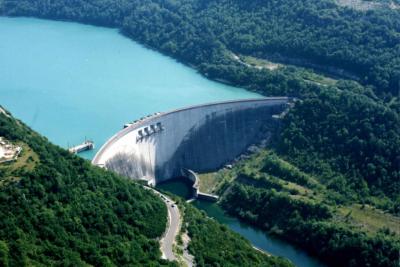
<box><xmin>159</xmin><ymin>194</ymin><xmax>181</xmax><ymax>260</ymax></box>
<box><xmin>145</xmin><ymin>188</ymin><xmax>181</xmax><ymax>261</ymax></box>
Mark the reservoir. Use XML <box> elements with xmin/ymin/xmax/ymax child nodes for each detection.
<box><xmin>1</xmin><ymin>17</ymin><xmax>323</xmax><ymax>267</ymax></box>
<box><xmin>0</xmin><ymin>17</ymin><xmax>260</xmax><ymax>159</ymax></box>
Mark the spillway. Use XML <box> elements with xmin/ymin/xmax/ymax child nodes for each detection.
<box><xmin>92</xmin><ymin>98</ymin><xmax>290</xmax><ymax>185</ymax></box>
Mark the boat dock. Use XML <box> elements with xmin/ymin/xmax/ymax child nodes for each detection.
<box><xmin>69</xmin><ymin>140</ymin><xmax>94</xmax><ymax>154</ymax></box>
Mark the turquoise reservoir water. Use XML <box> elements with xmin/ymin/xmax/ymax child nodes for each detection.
<box><xmin>0</xmin><ymin>17</ymin><xmax>260</xmax><ymax>158</ymax></box>
<box><xmin>1</xmin><ymin>17</ymin><xmax>323</xmax><ymax>266</ymax></box>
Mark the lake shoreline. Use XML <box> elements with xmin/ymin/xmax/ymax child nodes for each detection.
<box><xmin>0</xmin><ymin>16</ymin><xmax>260</xmax><ymax>160</ymax></box>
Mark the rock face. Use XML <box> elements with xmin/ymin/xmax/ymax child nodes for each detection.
<box><xmin>93</xmin><ymin>98</ymin><xmax>290</xmax><ymax>185</ymax></box>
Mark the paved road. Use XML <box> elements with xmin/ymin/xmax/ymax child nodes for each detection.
<box><xmin>145</xmin><ymin>188</ymin><xmax>181</xmax><ymax>261</ymax></box>
<box><xmin>160</xmin><ymin>195</ymin><xmax>181</xmax><ymax>261</ymax></box>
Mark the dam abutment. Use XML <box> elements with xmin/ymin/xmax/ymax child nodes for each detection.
<box><xmin>93</xmin><ymin>98</ymin><xmax>292</xmax><ymax>185</ymax></box>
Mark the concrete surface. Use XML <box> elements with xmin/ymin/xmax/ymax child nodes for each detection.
<box><xmin>93</xmin><ymin>98</ymin><xmax>290</xmax><ymax>185</ymax></box>
<box><xmin>182</xmin><ymin>168</ymin><xmax>218</xmax><ymax>201</ymax></box>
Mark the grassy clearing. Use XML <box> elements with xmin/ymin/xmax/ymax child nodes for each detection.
<box><xmin>11</xmin><ymin>142</ymin><xmax>39</xmax><ymax>171</ymax></box>
<box><xmin>239</xmin><ymin>54</ymin><xmax>338</xmax><ymax>87</ymax></box>
<box><xmin>198</xmin><ymin>171</ymin><xmax>226</xmax><ymax>193</ymax></box>
<box><xmin>281</xmin><ymin>180</ymin><xmax>314</xmax><ymax>196</ymax></box>
<box><xmin>243</xmin><ymin>149</ymin><xmax>321</xmax><ymax>188</ymax></box>
<box><xmin>338</xmin><ymin>204</ymin><xmax>400</xmax><ymax>235</ymax></box>
<box><xmin>298</xmin><ymin>69</ymin><xmax>337</xmax><ymax>86</ymax></box>
<box><xmin>218</xmin><ymin>148</ymin><xmax>400</xmax><ymax>240</ymax></box>
<box><xmin>241</xmin><ymin>55</ymin><xmax>282</xmax><ymax>70</ymax></box>
<box><xmin>0</xmin><ymin>142</ymin><xmax>39</xmax><ymax>186</ymax></box>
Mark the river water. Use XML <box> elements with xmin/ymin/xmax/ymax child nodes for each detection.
<box><xmin>1</xmin><ymin>16</ymin><xmax>324</xmax><ymax>267</ymax></box>
<box><xmin>158</xmin><ymin>179</ymin><xmax>325</xmax><ymax>267</ymax></box>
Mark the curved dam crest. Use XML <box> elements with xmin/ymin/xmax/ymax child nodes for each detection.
<box><xmin>93</xmin><ymin>98</ymin><xmax>290</xmax><ymax>185</ymax></box>
<box><xmin>0</xmin><ymin>17</ymin><xmax>262</xmax><ymax>158</ymax></box>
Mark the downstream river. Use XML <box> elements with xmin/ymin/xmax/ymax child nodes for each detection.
<box><xmin>158</xmin><ymin>180</ymin><xmax>326</xmax><ymax>267</ymax></box>
<box><xmin>1</xmin><ymin>17</ymin><xmax>323</xmax><ymax>267</ymax></box>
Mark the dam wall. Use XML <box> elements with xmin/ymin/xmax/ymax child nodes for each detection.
<box><xmin>181</xmin><ymin>168</ymin><xmax>199</xmax><ymax>198</ymax></box>
<box><xmin>181</xmin><ymin>168</ymin><xmax>219</xmax><ymax>201</ymax></box>
<box><xmin>93</xmin><ymin>98</ymin><xmax>290</xmax><ymax>185</ymax></box>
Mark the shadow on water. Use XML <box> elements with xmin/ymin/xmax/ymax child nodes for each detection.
<box><xmin>156</xmin><ymin>177</ymin><xmax>194</xmax><ymax>200</ymax></box>
<box><xmin>158</xmin><ymin>179</ymin><xmax>326</xmax><ymax>267</ymax></box>
<box><xmin>0</xmin><ymin>17</ymin><xmax>323</xmax><ymax>267</ymax></box>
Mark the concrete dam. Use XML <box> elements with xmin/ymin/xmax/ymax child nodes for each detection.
<box><xmin>92</xmin><ymin>98</ymin><xmax>290</xmax><ymax>185</ymax></box>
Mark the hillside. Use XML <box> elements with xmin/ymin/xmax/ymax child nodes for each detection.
<box><xmin>278</xmin><ymin>89</ymin><xmax>400</xmax><ymax>211</ymax></box>
<box><xmin>0</xmin><ymin>109</ymin><xmax>294</xmax><ymax>266</ymax></box>
<box><xmin>1</xmin><ymin>1</ymin><xmax>399</xmax><ymax>266</ymax></box>
<box><xmin>182</xmin><ymin>203</ymin><xmax>293</xmax><ymax>267</ymax></box>
<box><xmin>1</xmin><ymin>0</ymin><xmax>399</xmax><ymax>98</ymax></box>
<box><xmin>200</xmin><ymin>148</ymin><xmax>400</xmax><ymax>267</ymax></box>
<box><xmin>1</xmin><ymin>0</ymin><xmax>398</xmax><ymax>204</ymax></box>
<box><xmin>195</xmin><ymin>88</ymin><xmax>400</xmax><ymax>267</ymax></box>
<box><xmin>0</xmin><ymin>109</ymin><xmax>173</xmax><ymax>266</ymax></box>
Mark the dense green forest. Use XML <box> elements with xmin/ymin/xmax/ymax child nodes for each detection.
<box><xmin>1</xmin><ymin>0</ymin><xmax>399</xmax><ymax>266</ymax></box>
<box><xmin>2</xmin><ymin>0</ymin><xmax>399</xmax><ymax>201</ymax></box>
<box><xmin>182</xmin><ymin>203</ymin><xmax>293</xmax><ymax>267</ymax></box>
<box><xmin>1</xmin><ymin>0</ymin><xmax>398</xmax><ymax>204</ymax></box>
<box><xmin>1</xmin><ymin>0</ymin><xmax>399</xmax><ymax>98</ymax></box>
<box><xmin>0</xmin><ymin>109</ymin><xmax>295</xmax><ymax>266</ymax></box>
<box><xmin>209</xmin><ymin>150</ymin><xmax>400</xmax><ymax>267</ymax></box>
<box><xmin>221</xmin><ymin>183</ymin><xmax>399</xmax><ymax>267</ymax></box>
<box><xmin>0</xmin><ymin>110</ymin><xmax>175</xmax><ymax>266</ymax></box>
<box><xmin>278</xmin><ymin>88</ymin><xmax>400</xmax><ymax>211</ymax></box>
<box><xmin>209</xmin><ymin>87</ymin><xmax>400</xmax><ymax>265</ymax></box>
<box><xmin>0</xmin><ymin>109</ymin><xmax>292</xmax><ymax>266</ymax></box>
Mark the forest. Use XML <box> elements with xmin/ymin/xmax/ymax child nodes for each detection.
<box><xmin>213</xmin><ymin>150</ymin><xmax>400</xmax><ymax>267</ymax></box>
<box><xmin>1</xmin><ymin>0</ymin><xmax>399</xmax><ymax>98</ymax></box>
<box><xmin>182</xmin><ymin>203</ymin><xmax>293</xmax><ymax>267</ymax></box>
<box><xmin>221</xmin><ymin>183</ymin><xmax>400</xmax><ymax>267</ymax></box>
<box><xmin>1</xmin><ymin>0</ymin><xmax>399</xmax><ymax>266</ymax></box>
<box><xmin>1</xmin><ymin>2</ymin><xmax>398</xmax><ymax>203</ymax></box>
<box><xmin>0</xmin><ymin>109</ymin><xmax>294</xmax><ymax>266</ymax></box>
<box><xmin>278</xmin><ymin>88</ymin><xmax>400</xmax><ymax>212</ymax></box>
<box><xmin>0</xmin><ymin>110</ymin><xmax>174</xmax><ymax>266</ymax></box>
